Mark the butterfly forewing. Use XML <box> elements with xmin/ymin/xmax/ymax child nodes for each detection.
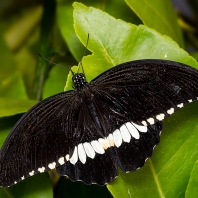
<box><xmin>0</xmin><ymin>91</ymin><xmax>80</xmax><ymax>187</ymax></box>
<box><xmin>90</xmin><ymin>60</ymin><xmax>198</xmax><ymax>125</ymax></box>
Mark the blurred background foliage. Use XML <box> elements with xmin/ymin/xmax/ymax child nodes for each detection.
<box><xmin>0</xmin><ymin>0</ymin><xmax>198</xmax><ymax>197</ymax></box>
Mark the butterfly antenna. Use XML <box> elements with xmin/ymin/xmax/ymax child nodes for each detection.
<box><xmin>38</xmin><ymin>54</ymin><xmax>75</xmax><ymax>75</ymax></box>
<box><xmin>78</xmin><ymin>34</ymin><xmax>89</xmax><ymax>76</ymax></box>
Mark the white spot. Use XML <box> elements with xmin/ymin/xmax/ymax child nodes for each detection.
<box><xmin>91</xmin><ymin>140</ymin><xmax>105</xmax><ymax>154</ymax></box>
<box><xmin>113</xmin><ymin>129</ymin><xmax>122</xmax><ymax>147</ymax></box>
<box><xmin>164</xmin><ymin>53</ymin><xmax>167</xmax><ymax>58</ymax></box>
<box><xmin>83</xmin><ymin>142</ymin><xmax>95</xmax><ymax>159</ymax></box>
<box><xmin>78</xmin><ymin>143</ymin><xmax>86</xmax><ymax>164</ymax></box>
<box><xmin>38</xmin><ymin>167</ymin><xmax>45</xmax><ymax>173</ymax></box>
<box><xmin>107</xmin><ymin>133</ymin><xmax>114</xmax><ymax>146</ymax></box>
<box><xmin>98</xmin><ymin>138</ymin><xmax>110</xmax><ymax>149</ymax></box>
<box><xmin>188</xmin><ymin>99</ymin><xmax>192</xmax><ymax>103</ymax></box>
<box><xmin>125</xmin><ymin>122</ymin><xmax>140</xmax><ymax>139</ymax></box>
<box><xmin>14</xmin><ymin>181</ymin><xmax>17</xmax><ymax>184</ymax></box>
<box><xmin>29</xmin><ymin>170</ymin><xmax>34</xmax><ymax>176</ymax></box>
<box><xmin>66</xmin><ymin>154</ymin><xmax>70</xmax><ymax>161</ymax></box>
<box><xmin>132</xmin><ymin>122</ymin><xmax>147</xmax><ymax>133</ymax></box>
<box><xmin>156</xmin><ymin>113</ymin><xmax>165</xmax><ymax>121</ymax></box>
<box><xmin>70</xmin><ymin>146</ymin><xmax>78</xmax><ymax>165</ymax></box>
<box><xmin>147</xmin><ymin>117</ymin><xmax>155</xmax><ymax>125</ymax></box>
<box><xmin>177</xmin><ymin>103</ymin><xmax>184</xmax><ymax>108</ymax></box>
<box><xmin>120</xmin><ymin>124</ymin><xmax>131</xmax><ymax>143</ymax></box>
<box><xmin>48</xmin><ymin>162</ymin><xmax>56</xmax><ymax>169</ymax></box>
<box><xmin>141</xmin><ymin>121</ymin><xmax>147</xmax><ymax>126</ymax></box>
<box><xmin>21</xmin><ymin>176</ymin><xmax>25</xmax><ymax>180</ymax></box>
<box><xmin>58</xmin><ymin>157</ymin><xmax>65</xmax><ymax>165</ymax></box>
<box><xmin>167</xmin><ymin>107</ymin><xmax>174</xmax><ymax>115</ymax></box>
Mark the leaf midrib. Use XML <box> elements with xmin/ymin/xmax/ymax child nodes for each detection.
<box><xmin>148</xmin><ymin>159</ymin><xmax>165</xmax><ymax>198</ymax></box>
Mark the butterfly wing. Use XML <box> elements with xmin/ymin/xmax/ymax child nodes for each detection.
<box><xmin>90</xmin><ymin>59</ymin><xmax>198</xmax><ymax>125</ymax></box>
<box><xmin>56</xmin><ymin>95</ymin><xmax>119</xmax><ymax>185</ymax></box>
<box><xmin>0</xmin><ymin>90</ymin><xmax>81</xmax><ymax>187</ymax></box>
<box><xmin>56</xmin><ymin>92</ymin><xmax>163</xmax><ymax>185</ymax></box>
<box><xmin>56</xmin><ymin>59</ymin><xmax>197</xmax><ymax>185</ymax></box>
<box><xmin>1</xmin><ymin>59</ymin><xmax>197</xmax><ymax>187</ymax></box>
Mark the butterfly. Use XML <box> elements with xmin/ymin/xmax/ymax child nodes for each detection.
<box><xmin>0</xmin><ymin>59</ymin><xmax>198</xmax><ymax>187</ymax></box>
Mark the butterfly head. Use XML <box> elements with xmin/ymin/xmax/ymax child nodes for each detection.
<box><xmin>72</xmin><ymin>73</ymin><xmax>87</xmax><ymax>89</ymax></box>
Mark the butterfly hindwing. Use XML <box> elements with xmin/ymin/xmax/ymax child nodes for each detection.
<box><xmin>115</xmin><ymin>122</ymin><xmax>162</xmax><ymax>172</ymax></box>
<box><xmin>56</xmin><ymin>121</ymin><xmax>162</xmax><ymax>186</ymax></box>
<box><xmin>57</xmin><ymin>147</ymin><xmax>118</xmax><ymax>185</ymax></box>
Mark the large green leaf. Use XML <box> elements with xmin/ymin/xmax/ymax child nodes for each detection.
<box><xmin>186</xmin><ymin>160</ymin><xmax>198</xmax><ymax>197</ymax></box>
<box><xmin>73</xmin><ymin>2</ymin><xmax>198</xmax><ymax>197</ymax></box>
<box><xmin>125</xmin><ymin>0</ymin><xmax>184</xmax><ymax>47</ymax></box>
<box><xmin>0</xmin><ymin>98</ymin><xmax>37</xmax><ymax>117</ymax></box>
<box><xmin>57</xmin><ymin>0</ymin><xmax>141</xmax><ymax>62</ymax></box>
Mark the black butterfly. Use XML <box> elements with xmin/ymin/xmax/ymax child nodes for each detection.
<box><xmin>0</xmin><ymin>59</ymin><xmax>198</xmax><ymax>187</ymax></box>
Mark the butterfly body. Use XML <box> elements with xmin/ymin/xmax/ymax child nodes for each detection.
<box><xmin>0</xmin><ymin>59</ymin><xmax>198</xmax><ymax>187</ymax></box>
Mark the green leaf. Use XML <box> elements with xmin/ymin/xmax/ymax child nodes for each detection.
<box><xmin>31</xmin><ymin>0</ymin><xmax>56</xmax><ymax>100</ymax></box>
<box><xmin>0</xmin><ymin>27</ymin><xmax>15</xmax><ymax>71</ymax></box>
<box><xmin>0</xmin><ymin>116</ymin><xmax>22</xmax><ymax>147</ymax></box>
<box><xmin>42</xmin><ymin>66</ymin><xmax>69</xmax><ymax>98</ymax></box>
<box><xmin>0</xmin><ymin>28</ymin><xmax>29</xmax><ymax>100</ymax></box>
<box><xmin>0</xmin><ymin>73</ymin><xmax>28</xmax><ymax>99</ymax></box>
<box><xmin>14</xmin><ymin>48</ymin><xmax>38</xmax><ymax>97</ymax></box>
<box><xmin>57</xmin><ymin>1</ymin><xmax>85</xmax><ymax>62</ymax></box>
<box><xmin>0</xmin><ymin>98</ymin><xmax>37</xmax><ymax>117</ymax></box>
<box><xmin>125</xmin><ymin>0</ymin><xmax>184</xmax><ymax>47</ymax></box>
<box><xmin>0</xmin><ymin>173</ymin><xmax>53</xmax><ymax>198</ymax></box>
<box><xmin>57</xmin><ymin>0</ymin><xmax>141</xmax><ymax>63</ymax></box>
<box><xmin>64</xmin><ymin>66</ymin><xmax>77</xmax><ymax>91</ymax></box>
<box><xmin>0</xmin><ymin>128</ymin><xmax>11</xmax><ymax>148</ymax></box>
<box><xmin>4</xmin><ymin>5</ymin><xmax>43</xmax><ymax>51</ymax></box>
<box><xmin>100</xmin><ymin>0</ymin><xmax>141</xmax><ymax>24</ymax></box>
<box><xmin>186</xmin><ymin>160</ymin><xmax>198</xmax><ymax>197</ymax></box>
<box><xmin>190</xmin><ymin>51</ymin><xmax>198</xmax><ymax>60</ymax></box>
<box><xmin>73</xmin><ymin>2</ymin><xmax>198</xmax><ymax>197</ymax></box>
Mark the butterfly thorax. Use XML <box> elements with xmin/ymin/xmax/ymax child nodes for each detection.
<box><xmin>72</xmin><ymin>73</ymin><xmax>88</xmax><ymax>90</ymax></box>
